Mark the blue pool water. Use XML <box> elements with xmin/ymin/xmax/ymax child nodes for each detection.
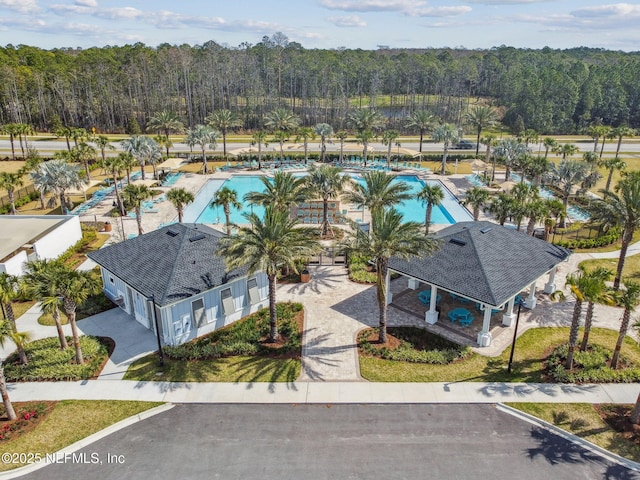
<box><xmin>189</xmin><ymin>174</ymin><xmax>471</xmax><ymax>225</ymax></box>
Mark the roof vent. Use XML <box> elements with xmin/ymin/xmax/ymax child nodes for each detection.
<box><xmin>449</xmin><ymin>237</ymin><xmax>466</xmax><ymax>246</ymax></box>
<box><xmin>480</xmin><ymin>227</ymin><xmax>492</xmax><ymax>234</ymax></box>
<box><xmin>189</xmin><ymin>234</ymin><xmax>206</xmax><ymax>242</ymax></box>
<box><xmin>166</xmin><ymin>229</ymin><xmax>179</xmax><ymax>237</ymax></box>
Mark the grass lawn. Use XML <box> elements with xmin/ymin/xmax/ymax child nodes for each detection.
<box><xmin>580</xmin><ymin>255</ymin><xmax>640</xmax><ymax>282</ymax></box>
<box><xmin>0</xmin><ymin>400</ymin><xmax>162</xmax><ymax>472</ymax></box>
<box><xmin>508</xmin><ymin>403</ymin><xmax>640</xmax><ymax>463</ymax></box>
<box><xmin>359</xmin><ymin>327</ymin><xmax>638</xmax><ymax>383</ymax></box>
<box><xmin>124</xmin><ymin>355</ymin><xmax>301</xmax><ymax>383</ymax></box>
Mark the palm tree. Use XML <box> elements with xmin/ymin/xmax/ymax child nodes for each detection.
<box><xmin>218</xmin><ymin>207</ymin><xmax>321</xmax><ymax>342</ymax></box>
<box><xmin>244</xmin><ymin>171</ymin><xmax>307</xmax><ymax>210</ymax></box>
<box><xmin>251</xmin><ymin>131</ymin><xmax>269</xmax><ymax>169</ymax></box>
<box><xmin>185</xmin><ymin>125</ymin><xmax>219</xmax><ymax>174</ymax></box>
<box><xmin>295</xmin><ymin>127</ymin><xmax>316</xmax><ymax>165</ymax></box>
<box><xmin>611</xmin><ymin>281</ymin><xmax>640</xmax><ymax>369</ymax></box>
<box><xmin>271</xmin><ymin>130</ymin><xmax>290</xmax><ymax>163</ymax></box>
<box><xmin>343</xmin><ymin>170</ymin><xmax>412</xmax><ymax>223</ymax></box>
<box><xmin>54</xmin><ymin>125</ymin><xmax>73</xmax><ymax>151</ymax></box>
<box><xmin>147</xmin><ymin>111</ymin><xmax>184</xmax><ymax>156</ymax></box>
<box><xmin>381</xmin><ymin>130</ymin><xmax>399</xmax><ymax>169</ymax></box>
<box><xmin>0</xmin><ymin>172</ymin><xmax>24</xmax><ymax>215</ymax></box>
<box><xmin>206</xmin><ymin>109</ymin><xmax>242</xmax><ymax>158</ymax></box>
<box><xmin>601</xmin><ymin>157</ymin><xmax>626</xmax><ymax>192</ymax></box>
<box><xmin>598</xmin><ymin>126</ymin><xmax>614</xmax><ymax>159</ymax></box>
<box><xmin>1</xmin><ymin>123</ymin><xmax>19</xmax><ymax>159</ymax></box>
<box><xmin>122</xmin><ymin>184</ymin><xmax>152</xmax><ymax>235</ymax></box>
<box><xmin>74</xmin><ymin>141</ymin><xmax>97</xmax><ymax>180</ymax></box>
<box><xmin>405</xmin><ymin>110</ymin><xmax>436</xmax><ymax>153</ymax></box>
<box><xmin>22</xmin><ymin>259</ymin><xmax>68</xmax><ymax>349</ymax></box>
<box><xmin>101</xmin><ymin>155</ymin><xmax>126</xmax><ymax>216</ymax></box>
<box><xmin>612</xmin><ymin>126</ymin><xmax>635</xmax><ymax>158</ymax></box>
<box><xmin>552</xmin><ymin>143</ymin><xmax>579</xmax><ymax>160</ymax></box>
<box><xmin>524</xmin><ymin>199</ymin><xmax>549</xmax><ymax>236</ymax></box>
<box><xmin>354</xmin><ymin>129</ymin><xmax>376</xmax><ymax>167</ymax></box>
<box><xmin>464</xmin><ymin>105</ymin><xmax>498</xmax><ymax>156</ymax></box>
<box><xmin>417</xmin><ymin>183</ymin><xmax>444</xmax><ymax>234</ymax></box>
<box><xmin>29</xmin><ymin>160</ymin><xmax>85</xmax><ymax>214</ymax></box>
<box><xmin>305</xmin><ymin>165</ymin><xmax>351</xmax><ymax>237</ymax></box>
<box><xmin>335</xmin><ymin>130</ymin><xmax>348</xmax><ymax>164</ymax></box>
<box><xmin>547</xmin><ymin>159</ymin><xmax>588</xmax><ymax>228</ymax></box>
<box><xmin>563</xmin><ymin>269</ymin><xmax>608</xmax><ymax>370</ymax></box>
<box><xmin>343</xmin><ymin>208</ymin><xmax>439</xmax><ymax>343</ymax></box>
<box><xmin>70</xmin><ymin>127</ymin><xmax>87</xmax><ymax>148</ymax></box>
<box><xmin>587</xmin><ymin>171</ymin><xmax>640</xmax><ymax>290</ymax></box>
<box><xmin>314</xmin><ymin>123</ymin><xmax>333</xmax><ymax>163</ymax></box>
<box><xmin>462</xmin><ymin>186</ymin><xmax>489</xmax><ymax>221</ymax></box>
<box><xmin>121</xmin><ymin>135</ymin><xmax>151</xmax><ymax>180</ymax></box>
<box><xmin>212</xmin><ymin>187</ymin><xmax>242</xmax><ymax>235</ymax></box>
<box><xmin>0</xmin><ymin>273</ymin><xmax>28</xmax><ymax>365</ymax></box>
<box><xmin>587</xmin><ymin>124</ymin><xmax>608</xmax><ymax>153</ymax></box>
<box><xmin>542</xmin><ymin>137</ymin><xmax>557</xmax><ymax>159</ymax></box>
<box><xmin>15</xmin><ymin>123</ymin><xmax>33</xmax><ymax>157</ymax></box>
<box><xmin>348</xmin><ymin>109</ymin><xmax>384</xmax><ymax>167</ymax></box>
<box><xmin>167</xmin><ymin>188</ymin><xmax>194</xmax><ymax>223</ymax></box>
<box><xmin>432</xmin><ymin>123</ymin><xmax>461</xmax><ymax>175</ymax></box>
<box><xmin>480</xmin><ymin>133</ymin><xmax>498</xmax><ymax>181</ymax></box>
<box><xmin>487</xmin><ymin>192</ymin><xmax>515</xmax><ymax>226</ymax></box>
<box><xmin>0</xmin><ymin>324</ymin><xmax>21</xmax><ymax>420</ymax></box>
<box><xmin>118</xmin><ymin>152</ymin><xmax>137</xmax><ymax>183</ymax></box>
<box><xmin>579</xmin><ymin>267</ymin><xmax>613</xmax><ymax>352</ymax></box>
<box><xmin>494</xmin><ymin>138</ymin><xmax>529</xmax><ymax>181</ymax></box>
<box><xmin>55</xmin><ymin>266</ymin><xmax>101</xmax><ymax>364</ymax></box>
<box><xmin>92</xmin><ymin>135</ymin><xmax>114</xmax><ymax>165</ymax></box>
<box><xmin>264</xmin><ymin>108</ymin><xmax>300</xmax><ymax>133</ymax></box>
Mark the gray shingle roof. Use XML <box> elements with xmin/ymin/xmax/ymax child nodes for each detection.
<box><xmin>88</xmin><ymin>224</ymin><xmax>246</xmax><ymax>306</ymax></box>
<box><xmin>388</xmin><ymin>221</ymin><xmax>571</xmax><ymax>307</ymax></box>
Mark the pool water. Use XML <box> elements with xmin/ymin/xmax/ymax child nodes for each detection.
<box><xmin>192</xmin><ymin>174</ymin><xmax>471</xmax><ymax>225</ymax></box>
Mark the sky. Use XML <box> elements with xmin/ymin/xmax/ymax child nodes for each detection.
<box><xmin>0</xmin><ymin>0</ymin><xmax>639</xmax><ymax>51</ymax></box>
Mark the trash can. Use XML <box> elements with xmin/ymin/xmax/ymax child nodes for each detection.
<box><xmin>300</xmin><ymin>269</ymin><xmax>310</xmax><ymax>283</ymax></box>
<box><xmin>104</xmin><ymin>221</ymin><xmax>112</xmax><ymax>232</ymax></box>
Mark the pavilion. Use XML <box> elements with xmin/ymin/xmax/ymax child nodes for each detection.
<box><xmin>387</xmin><ymin>221</ymin><xmax>571</xmax><ymax>347</ymax></box>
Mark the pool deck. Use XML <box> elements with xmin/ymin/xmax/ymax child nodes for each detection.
<box><xmin>77</xmin><ymin>167</ymin><xmax>486</xmax><ymax>240</ymax></box>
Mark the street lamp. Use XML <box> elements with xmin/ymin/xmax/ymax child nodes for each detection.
<box><xmin>149</xmin><ymin>295</ymin><xmax>164</xmax><ymax>367</ymax></box>
<box><xmin>507</xmin><ymin>298</ymin><xmax>524</xmax><ymax>374</ymax></box>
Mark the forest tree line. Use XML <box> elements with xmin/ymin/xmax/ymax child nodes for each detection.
<box><xmin>0</xmin><ymin>34</ymin><xmax>639</xmax><ymax>135</ymax></box>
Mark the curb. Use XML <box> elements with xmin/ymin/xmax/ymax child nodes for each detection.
<box><xmin>496</xmin><ymin>403</ymin><xmax>640</xmax><ymax>473</ymax></box>
<box><xmin>0</xmin><ymin>403</ymin><xmax>174</xmax><ymax>479</ymax></box>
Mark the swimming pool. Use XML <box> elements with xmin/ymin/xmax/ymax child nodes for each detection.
<box><xmin>183</xmin><ymin>174</ymin><xmax>472</xmax><ymax>225</ymax></box>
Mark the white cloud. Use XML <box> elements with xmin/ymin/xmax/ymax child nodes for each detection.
<box><xmin>0</xmin><ymin>0</ymin><xmax>40</xmax><ymax>14</ymax></box>
<box><xmin>75</xmin><ymin>0</ymin><xmax>97</xmax><ymax>6</ymax></box>
<box><xmin>463</xmin><ymin>0</ymin><xmax>550</xmax><ymax>4</ymax></box>
<box><xmin>571</xmin><ymin>3</ymin><xmax>640</xmax><ymax>18</ymax></box>
<box><xmin>94</xmin><ymin>7</ymin><xmax>144</xmax><ymax>20</ymax></box>
<box><xmin>410</xmin><ymin>6</ymin><xmax>472</xmax><ymax>17</ymax></box>
<box><xmin>319</xmin><ymin>0</ymin><xmax>424</xmax><ymax>12</ymax></box>
<box><xmin>327</xmin><ymin>15</ymin><xmax>367</xmax><ymax>27</ymax></box>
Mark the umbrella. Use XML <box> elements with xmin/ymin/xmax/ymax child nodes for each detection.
<box><xmin>228</xmin><ymin>146</ymin><xmax>260</xmax><ymax>156</ymax></box>
<box><xmin>395</xmin><ymin>147</ymin><xmax>421</xmax><ymax>158</ymax></box>
<box><xmin>500</xmin><ymin>181</ymin><xmax>517</xmax><ymax>192</ymax></box>
<box><xmin>470</xmin><ymin>159</ymin><xmax>488</xmax><ymax>171</ymax></box>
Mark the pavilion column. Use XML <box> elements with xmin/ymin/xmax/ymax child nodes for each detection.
<box><xmin>425</xmin><ymin>285</ymin><xmax>439</xmax><ymax>324</ymax></box>
<box><xmin>385</xmin><ymin>268</ymin><xmax>393</xmax><ymax>305</ymax></box>
<box><xmin>408</xmin><ymin>278</ymin><xmax>420</xmax><ymax>290</ymax></box>
<box><xmin>502</xmin><ymin>297</ymin><xmax>516</xmax><ymax>327</ymax></box>
<box><xmin>544</xmin><ymin>268</ymin><xmax>557</xmax><ymax>294</ymax></box>
<box><xmin>524</xmin><ymin>280</ymin><xmax>537</xmax><ymax>309</ymax></box>
<box><xmin>477</xmin><ymin>307</ymin><xmax>493</xmax><ymax>347</ymax></box>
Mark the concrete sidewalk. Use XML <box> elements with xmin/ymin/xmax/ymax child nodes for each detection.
<box><xmin>6</xmin><ymin>379</ymin><xmax>639</xmax><ymax>405</ymax></box>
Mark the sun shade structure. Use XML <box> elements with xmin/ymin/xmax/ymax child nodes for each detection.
<box><xmin>388</xmin><ymin>221</ymin><xmax>571</xmax><ymax>347</ymax></box>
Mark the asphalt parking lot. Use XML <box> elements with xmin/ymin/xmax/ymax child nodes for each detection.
<box><xmin>18</xmin><ymin>403</ymin><xmax>639</xmax><ymax>480</ymax></box>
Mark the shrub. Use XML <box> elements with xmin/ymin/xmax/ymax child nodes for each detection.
<box><xmin>163</xmin><ymin>302</ymin><xmax>303</xmax><ymax>361</ymax></box>
<box><xmin>545</xmin><ymin>343</ymin><xmax>640</xmax><ymax>383</ymax></box>
<box><xmin>358</xmin><ymin>327</ymin><xmax>472</xmax><ymax>365</ymax></box>
<box><xmin>4</xmin><ymin>336</ymin><xmax>108</xmax><ymax>381</ymax></box>
<box><xmin>553</xmin><ymin>227</ymin><xmax>621</xmax><ymax>250</ymax></box>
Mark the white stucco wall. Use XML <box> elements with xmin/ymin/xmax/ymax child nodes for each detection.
<box><xmin>0</xmin><ymin>251</ymin><xmax>28</xmax><ymax>276</ymax></box>
<box><xmin>33</xmin><ymin>215</ymin><xmax>82</xmax><ymax>260</ymax></box>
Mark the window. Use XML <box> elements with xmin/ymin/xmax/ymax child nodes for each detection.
<box><xmin>191</xmin><ymin>298</ymin><xmax>207</xmax><ymax>327</ymax></box>
<box><xmin>220</xmin><ymin>288</ymin><xmax>235</xmax><ymax>316</ymax></box>
<box><xmin>247</xmin><ymin>278</ymin><xmax>260</xmax><ymax>305</ymax></box>
<box><xmin>109</xmin><ymin>277</ymin><xmax>114</xmax><ymax>284</ymax></box>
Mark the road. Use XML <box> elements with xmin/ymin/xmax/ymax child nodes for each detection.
<box><xmin>19</xmin><ymin>404</ymin><xmax>638</xmax><ymax>480</ymax></box>
<box><xmin>0</xmin><ymin>139</ymin><xmax>638</xmax><ymax>157</ymax></box>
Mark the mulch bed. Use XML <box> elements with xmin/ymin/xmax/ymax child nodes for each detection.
<box><xmin>0</xmin><ymin>401</ymin><xmax>57</xmax><ymax>441</ymax></box>
<box><xmin>257</xmin><ymin>309</ymin><xmax>304</xmax><ymax>359</ymax></box>
<box><xmin>361</xmin><ymin>328</ymin><xmax>402</xmax><ymax>352</ymax></box>
<box><xmin>595</xmin><ymin>404</ymin><xmax>640</xmax><ymax>446</ymax></box>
